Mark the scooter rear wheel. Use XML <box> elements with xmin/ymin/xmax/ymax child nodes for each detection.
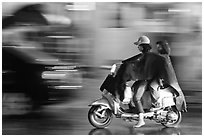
<box><xmin>162</xmin><ymin>107</ymin><xmax>182</xmax><ymax>127</ymax></box>
<box><xmin>88</xmin><ymin>106</ymin><xmax>113</xmax><ymax>128</ymax></box>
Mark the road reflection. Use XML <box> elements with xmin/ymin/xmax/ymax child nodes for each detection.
<box><xmin>89</xmin><ymin>128</ymin><xmax>112</xmax><ymax>135</ymax></box>
<box><xmin>89</xmin><ymin>127</ymin><xmax>181</xmax><ymax>135</ymax></box>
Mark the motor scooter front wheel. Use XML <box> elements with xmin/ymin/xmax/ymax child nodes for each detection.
<box><xmin>88</xmin><ymin>106</ymin><xmax>113</xmax><ymax>128</ymax></box>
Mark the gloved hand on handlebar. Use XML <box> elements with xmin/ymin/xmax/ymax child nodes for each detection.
<box><xmin>110</xmin><ymin>64</ymin><xmax>117</xmax><ymax>75</ymax></box>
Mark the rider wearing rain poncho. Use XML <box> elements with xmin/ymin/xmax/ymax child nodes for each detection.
<box><xmin>155</xmin><ymin>40</ymin><xmax>187</xmax><ymax>112</ymax></box>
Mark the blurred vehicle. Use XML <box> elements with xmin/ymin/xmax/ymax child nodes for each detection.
<box><xmin>2</xmin><ymin>45</ymin><xmax>82</xmax><ymax>115</ymax></box>
<box><xmin>2</xmin><ymin>3</ymin><xmax>86</xmax><ymax>115</ymax></box>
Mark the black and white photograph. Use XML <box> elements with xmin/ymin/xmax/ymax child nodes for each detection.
<box><xmin>2</xmin><ymin>1</ymin><xmax>202</xmax><ymax>135</ymax></box>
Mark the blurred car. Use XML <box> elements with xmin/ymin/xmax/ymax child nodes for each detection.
<box><xmin>2</xmin><ymin>44</ymin><xmax>82</xmax><ymax>115</ymax></box>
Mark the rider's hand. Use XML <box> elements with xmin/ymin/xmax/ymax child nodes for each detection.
<box><xmin>110</xmin><ymin>64</ymin><xmax>116</xmax><ymax>74</ymax></box>
<box><xmin>110</xmin><ymin>72</ymin><xmax>114</xmax><ymax>76</ymax></box>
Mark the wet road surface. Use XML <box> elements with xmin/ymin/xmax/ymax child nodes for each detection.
<box><xmin>2</xmin><ymin>78</ymin><xmax>202</xmax><ymax>135</ymax></box>
<box><xmin>2</xmin><ymin>103</ymin><xmax>202</xmax><ymax>135</ymax></box>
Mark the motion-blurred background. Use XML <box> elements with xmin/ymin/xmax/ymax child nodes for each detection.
<box><xmin>2</xmin><ymin>2</ymin><xmax>202</xmax><ymax>115</ymax></box>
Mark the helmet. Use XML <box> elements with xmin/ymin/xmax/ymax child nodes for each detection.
<box><xmin>134</xmin><ymin>35</ymin><xmax>150</xmax><ymax>46</ymax></box>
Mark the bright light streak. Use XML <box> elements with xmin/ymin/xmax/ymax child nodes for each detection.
<box><xmin>55</xmin><ymin>70</ymin><xmax>78</xmax><ymax>72</ymax></box>
<box><xmin>53</xmin><ymin>85</ymin><xmax>83</xmax><ymax>89</ymax></box>
<box><xmin>47</xmin><ymin>36</ymin><xmax>75</xmax><ymax>39</ymax></box>
<box><xmin>51</xmin><ymin>66</ymin><xmax>76</xmax><ymax>70</ymax></box>
<box><xmin>42</xmin><ymin>72</ymin><xmax>66</xmax><ymax>79</ymax></box>
<box><xmin>3</xmin><ymin>45</ymin><xmax>36</xmax><ymax>49</ymax></box>
<box><xmin>168</xmin><ymin>8</ymin><xmax>191</xmax><ymax>13</ymax></box>
<box><xmin>65</xmin><ymin>3</ymin><xmax>95</xmax><ymax>11</ymax></box>
<box><xmin>35</xmin><ymin>59</ymin><xmax>59</xmax><ymax>62</ymax></box>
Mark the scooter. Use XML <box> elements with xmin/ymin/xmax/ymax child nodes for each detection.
<box><xmin>88</xmin><ymin>75</ymin><xmax>182</xmax><ymax>128</ymax></box>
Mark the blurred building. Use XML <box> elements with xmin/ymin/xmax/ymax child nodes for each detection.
<box><xmin>93</xmin><ymin>2</ymin><xmax>202</xmax><ymax>91</ymax></box>
<box><xmin>2</xmin><ymin>2</ymin><xmax>202</xmax><ymax>91</ymax></box>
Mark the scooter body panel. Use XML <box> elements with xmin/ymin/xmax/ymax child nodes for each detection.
<box><xmin>89</xmin><ymin>97</ymin><xmax>112</xmax><ymax>110</ymax></box>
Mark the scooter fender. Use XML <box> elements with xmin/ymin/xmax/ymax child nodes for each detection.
<box><xmin>88</xmin><ymin>98</ymin><xmax>112</xmax><ymax>110</ymax></box>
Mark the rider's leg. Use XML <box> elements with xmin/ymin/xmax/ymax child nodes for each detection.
<box><xmin>122</xmin><ymin>80</ymin><xmax>135</xmax><ymax>104</ymax></box>
<box><xmin>149</xmin><ymin>79</ymin><xmax>161</xmax><ymax>108</ymax></box>
<box><xmin>122</xmin><ymin>86</ymin><xmax>132</xmax><ymax>104</ymax></box>
<box><xmin>133</xmin><ymin>81</ymin><xmax>148</xmax><ymax>128</ymax></box>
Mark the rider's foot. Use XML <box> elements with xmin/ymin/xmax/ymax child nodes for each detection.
<box><xmin>133</xmin><ymin>121</ymin><xmax>145</xmax><ymax>128</ymax></box>
<box><xmin>133</xmin><ymin>113</ymin><xmax>145</xmax><ymax>128</ymax></box>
